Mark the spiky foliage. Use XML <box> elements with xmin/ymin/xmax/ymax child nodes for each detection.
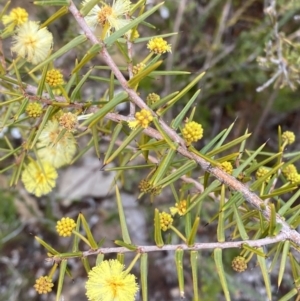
<box><xmin>1</xmin><ymin>1</ymin><xmax>300</xmax><ymax>301</ymax></box>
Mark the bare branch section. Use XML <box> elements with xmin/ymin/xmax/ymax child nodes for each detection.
<box><xmin>75</xmin><ymin>233</ymin><xmax>287</xmax><ymax>257</ymax></box>
<box><xmin>67</xmin><ymin>1</ymin><xmax>300</xmax><ymax>249</ymax></box>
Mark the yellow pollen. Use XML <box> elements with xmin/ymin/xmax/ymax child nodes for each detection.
<box><xmin>98</xmin><ymin>6</ymin><xmax>113</xmax><ymax>25</ymax></box>
<box><xmin>107</xmin><ymin>277</ymin><xmax>125</xmax><ymax>297</ymax></box>
<box><xmin>26</xmin><ymin>37</ymin><xmax>36</xmax><ymax>47</ymax></box>
<box><xmin>36</xmin><ymin>171</ymin><xmax>46</xmax><ymax>184</ymax></box>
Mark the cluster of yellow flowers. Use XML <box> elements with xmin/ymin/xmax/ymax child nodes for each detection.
<box><xmin>82</xmin><ymin>0</ymin><xmax>132</xmax><ymax>38</ymax></box>
<box><xmin>254</xmin><ymin>131</ymin><xmax>297</xmax><ymax>185</ymax></box>
<box><xmin>34</xmin><ymin>276</ymin><xmax>54</xmax><ymax>294</ymax></box>
<box><xmin>147</xmin><ymin>37</ymin><xmax>172</xmax><ymax>54</ymax></box>
<box><xmin>56</xmin><ymin>217</ymin><xmax>77</xmax><ymax>237</ymax></box>
<box><xmin>220</xmin><ymin>161</ymin><xmax>233</xmax><ymax>175</ymax></box>
<box><xmin>2</xmin><ymin>7</ymin><xmax>28</xmax><ymax>28</ymax></box>
<box><xmin>128</xmin><ymin>109</ymin><xmax>153</xmax><ymax>129</ymax></box>
<box><xmin>21</xmin><ymin>118</ymin><xmax>77</xmax><ymax>197</ymax></box>
<box><xmin>138</xmin><ymin>179</ymin><xmax>153</xmax><ymax>193</ymax></box>
<box><xmin>146</xmin><ymin>92</ymin><xmax>160</xmax><ymax>105</ymax></box>
<box><xmin>45</xmin><ymin>69</ymin><xmax>64</xmax><ymax>87</ymax></box>
<box><xmin>256</xmin><ymin>167</ymin><xmax>271</xmax><ymax>183</ymax></box>
<box><xmin>34</xmin><ymin>215</ymin><xmax>139</xmax><ymax>300</ymax></box>
<box><xmin>26</xmin><ymin>102</ymin><xmax>43</xmax><ymax>118</ymax></box>
<box><xmin>37</xmin><ymin>120</ymin><xmax>77</xmax><ymax>167</ymax></box>
<box><xmin>231</xmin><ymin>256</ymin><xmax>247</xmax><ymax>273</ymax></box>
<box><xmin>281</xmin><ymin>131</ymin><xmax>298</xmax><ymax>181</ymax></box>
<box><xmin>1</xmin><ymin>6</ymin><xmax>53</xmax><ymax>65</ymax></box>
<box><xmin>282</xmin><ymin>164</ymin><xmax>300</xmax><ymax>185</ymax></box>
<box><xmin>282</xmin><ymin>131</ymin><xmax>295</xmax><ymax>145</ymax></box>
<box><xmin>59</xmin><ymin>112</ymin><xmax>78</xmax><ymax>131</ymax></box>
<box><xmin>4</xmin><ymin>2</ymin><xmax>198</xmax><ymax>301</ymax></box>
<box><xmin>85</xmin><ymin>259</ymin><xmax>139</xmax><ymax>301</ymax></box>
<box><xmin>138</xmin><ymin>179</ymin><xmax>162</xmax><ymax>196</ymax></box>
<box><xmin>182</xmin><ymin>121</ymin><xmax>204</xmax><ymax>145</ymax></box>
<box><xmin>170</xmin><ymin>200</ymin><xmax>187</xmax><ymax>216</ymax></box>
<box><xmin>21</xmin><ymin>161</ymin><xmax>58</xmax><ymax>197</ymax></box>
<box><xmin>159</xmin><ymin>211</ymin><xmax>173</xmax><ymax>231</ymax></box>
<box><xmin>132</xmin><ymin>62</ymin><xmax>146</xmax><ymax>75</ymax></box>
<box><xmin>282</xmin><ymin>163</ymin><xmax>297</xmax><ymax>176</ymax></box>
<box><xmin>36</xmin><ymin>259</ymin><xmax>139</xmax><ymax>300</ymax></box>
<box><xmin>2</xmin><ymin>3</ymin><xmax>173</xmax><ymax>200</ymax></box>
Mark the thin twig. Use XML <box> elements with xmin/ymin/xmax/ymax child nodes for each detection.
<box><xmin>69</xmin><ymin>233</ymin><xmax>287</xmax><ymax>258</ymax></box>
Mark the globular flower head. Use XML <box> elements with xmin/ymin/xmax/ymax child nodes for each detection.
<box><xmin>132</xmin><ymin>62</ymin><xmax>145</xmax><ymax>75</ymax></box>
<box><xmin>11</xmin><ymin>21</ymin><xmax>53</xmax><ymax>65</ymax></box>
<box><xmin>147</xmin><ymin>37</ymin><xmax>172</xmax><ymax>54</ymax></box>
<box><xmin>159</xmin><ymin>211</ymin><xmax>173</xmax><ymax>231</ymax></box>
<box><xmin>21</xmin><ymin>161</ymin><xmax>58</xmax><ymax>197</ymax></box>
<box><xmin>146</xmin><ymin>93</ymin><xmax>160</xmax><ymax>105</ymax></box>
<box><xmin>59</xmin><ymin>112</ymin><xmax>78</xmax><ymax>131</ymax></box>
<box><xmin>128</xmin><ymin>109</ymin><xmax>153</xmax><ymax>129</ymax></box>
<box><xmin>56</xmin><ymin>217</ymin><xmax>76</xmax><ymax>237</ymax></box>
<box><xmin>85</xmin><ymin>259</ymin><xmax>139</xmax><ymax>301</ymax></box>
<box><xmin>26</xmin><ymin>102</ymin><xmax>43</xmax><ymax>118</ymax></box>
<box><xmin>2</xmin><ymin>7</ymin><xmax>28</xmax><ymax>28</ymax></box>
<box><xmin>37</xmin><ymin>120</ymin><xmax>77</xmax><ymax>168</ymax></box>
<box><xmin>46</xmin><ymin>69</ymin><xmax>64</xmax><ymax>87</ymax></box>
<box><xmin>34</xmin><ymin>276</ymin><xmax>54</xmax><ymax>294</ymax></box>
<box><xmin>139</xmin><ymin>179</ymin><xmax>153</xmax><ymax>193</ymax></box>
<box><xmin>256</xmin><ymin>167</ymin><xmax>271</xmax><ymax>182</ymax></box>
<box><xmin>282</xmin><ymin>131</ymin><xmax>295</xmax><ymax>145</ymax></box>
<box><xmin>232</xmin><ymin>256</ymin><xmax>247</xmax><ymax>272</ymax></box>
<box><xmin>282</xmin><ymin>164</ymin><xmax>297</xmax><ymax>177</ymax></box>
<box><xmin>220</xmin><ymin>161</ymin><xmax>233</xmax><ymax>175</ymax></box>
<box><xmin>170</xmin><ymin>200</ymin><xmax>187</xmax><ymax>216</ymax></box>
<box><xmin>82</xmin><ymin>0</ymin><xmax>131</xmax><ymax>37</ymax></box>
<box><xmin>182</xmin><ymin>121</ymin><xmax>203</xmax><ymax>145</ymax></box>
<box><xmin>286</xmin><ymin>172</ymin><xmax>300</xmax><ymax>185</ymax></box>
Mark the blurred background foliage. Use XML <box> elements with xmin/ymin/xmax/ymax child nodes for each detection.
<box><xmin>1</xmin><ymin>0</ymin><xmax>300</xmax><ymax>300</ymax></box>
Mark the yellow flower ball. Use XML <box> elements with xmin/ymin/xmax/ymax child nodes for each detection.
<box><xmin>21</xmin><ymin>161</ymin><xmax>57</xmax><ymax>197</ymax></box>
<box><xmin>256</xmin><ymin>167</ymin><xmax>271</xmax><ymax>182</ymax></box>
<box><xmin>132</xmin><ymin>63</ymin><xmax>145</xmax><ymax>75</ymax></box>
<box><xmin>2</xmin><ymin>7</ymin><xmax>28</xmax><ymax>27</ymax></box>
<box><xmin>82</xmin><ymin>0</ymin><xmax>131</xmax><ymax>37</ymax></box>
<box><xmin>26</xmin><ymin>102</ymin><xmax>43</xmax><ymax>118</ymax></box>
<box><xmin>34</xmin><ymin>276</ymin><xmax>54</xmax><ymax>294</ymax></box>
<box><xmin>232</xmin><ymin>256</ymin><xmax>247</xmax><ymax>273</ymax></box>
<box><xmin>220</xmin><ymin>161</ymin><xmax>233</xmax><ymax>175</ymax></box>
<box><xmin>86</xmin><ymin>260</ymin><xmax>139</xmax><ymax>301</ymax></box>
<box><xmin>170</xmin><ymin>200</ymin><xmax>187</xmax><ymax>216</ymax></box>
<box><xmin>286</xmin><ymin>172</ymin><xmax>300</xmax><ymax>185</ymax></box>
<box><xmin>138</xmin><ymin>179</ymin><xmax>153</xmax><ymax>193</ymax></box>
<box><xmin>147</xmin><ymin>37</ymin><xmax>172</xmax><ymax>54</ymax></box>
<box><xmin>182</xmin><ymin>121</ymin><xmax>203</xmax><ymax>145</ymax></box>
<box><xmin>46</xmin><ymin>69</ymin><xmax>64</xmax><ymax>87</ymax></box>
<box><xmin>59</xmin><ymin>112</ymin><xmax>78</xmax><ymax>131</ymax></box>
<box><xmin>37</xmin><ymin>120</ymin><xmax>77</xmax><ymax>168</ymax></box>
<box><xmin>146</xmin><ymin>93</ymin><xmax>160</xmax><ymax>105</ymax></box>
<box><xmin>11</xmin><ymin>21</ymin><xmax>53</xmax><ymax>65</ymax></box>
<box><xmin>282</xmin><ymin>164</ymin><xmax>297</xmax><ymax>177</ymax></box>
<box><xmin>128</xmin><ymin>109</ymin><xmax>153</xmax><ymax>129</ymax></box>
<box><xmin>159</xmin><ymin>211</ymin><xmax>173</xmax><ymax>231</ymax></box>
<box><xmin>282</xmin><ymin>131</ymin><xmax>295</xmax><ymax>145</ymax></box>
<box><xmin>56</xmin><ymin>217</ymin><xmax>76</xmax><ymax>237</ymax></box>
